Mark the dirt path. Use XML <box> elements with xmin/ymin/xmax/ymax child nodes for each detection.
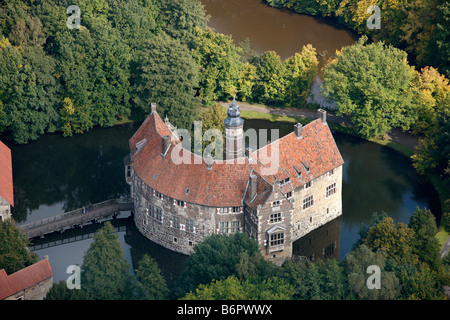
<box><xmin>220</xmin><ymin>101</ymin><xmax>419</xmax><ymax>151</ymax></box>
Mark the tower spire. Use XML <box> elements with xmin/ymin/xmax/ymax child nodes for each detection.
<box><xmin>224</xmin><ymin>98</ymin><xmax>244</xmax><ymax>160</ymax></box>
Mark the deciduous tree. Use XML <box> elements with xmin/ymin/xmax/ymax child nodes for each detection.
<box><xmin>322</xmin><ymin>36</ymin><xmax>418</xmax><ymax>138</ymax></box>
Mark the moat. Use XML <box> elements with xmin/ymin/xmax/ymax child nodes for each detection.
<box><xmin>5</xmin><ymin>0</ymin><xmax>441</xmax><ymax>283</ymax></box>
<box><xmin>8</xmin><ymin>118</ymin><xmax>440</xmax><ymax>282</ymax></box>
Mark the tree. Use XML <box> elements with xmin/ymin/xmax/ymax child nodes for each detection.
<box><xmin>81</xmin><ymin>222</ymin><xmax>134</xmax><ymax>300</ymax></box>
<box><xmin>45</xmin><ymin>280</ymin><xmax>86</xmax><ymax>300</ymax></box>
<box><xmin>158</xmin><ymin>0</ymin><xmax>209</xmax><ymax>48</ymax></box>
<box><xmin>8</xmin><ymin>15</ymin><xmax>46</xmax><ymax>47</ymax></box>
<box><xmin>173</xmin><ymin>233</ymin><xmax>276</xmax><ymax>298</ymax></box>
<box><xmin>408</xmin><ymin>208</ymin><xmax>441</xmax><ymax>270</ymax></box>
<box><xmin>182</xmin><ymin>275</ymin><xmax>293</xmax><ymax>300</ymax></box>
<box><xmin>280</xmin><ymin>257</ymin><xmax>347</xmax><ymax>300</ymax></box>
<box><xmin>321</xmin><ymin>36</ymin><xmax>418</xmax><ymax>138</ymax></box>
<box><xmin>344</xmin><ymin>245</ymin><xmax>401</xmax><ymax>300</ymax></box>
<box><xmin>0</xmin><ymin>218</ymin><xmax>38</xmax><ymax>274</ymax></box>
<box><xmin>0</xmin><ymin>38</ymin><xmax>60</xmax><ymax>143</ymax></box>
<box><xmin>191</xmin><ymin>27</ymin><xmax>243</xmax><ymax>103</ymax></box>
<box><xmin>363</xmin><ymin>216</ymin><xmax>419</xmax><ymax>265</ymax></box>
<box><xmin>106</xmin><ymin>0</ymin><xmax>159</xmax><ymax>51</ymax></box>
<box><xmin>411</xmin><ymin>66</ymin><xmax>450</xmax><ymax>135</ymax></box>
<box><xmin>284</xmin><ymin>44</ymin><xmax>319</xmax><ymax>107</ymax></box>
<box><xmin>237</xmin><ymin>62</ymin><xmax>257</xmax><ymax>102</ymax></box>
<box><xmin>132</xmin><ymin>33</ymin><xmax>201</xmax><ymax>130</ymax></box>
<box><xmin>424</xmin><ymin>1</ymin><xmax>450</xmax><ymax>79</ymax></box>
<box><xmin>253</xmin><ymin>51</ymin><xmax>286</xmax><ymax>105</ymax></box>
<box><xmin>59</xmin><ymin>97</ymin><xmax>93</xmax><ymax>137</ymax></box>
<box><xmin>134</xmin><ymin>254</ymin><xmax>169</xmax><ymax>300</ymax></box>
<box><xmin>398</xmin><ymin>263</ymin><xmax>447</xmax><ymax>300</ymax></box>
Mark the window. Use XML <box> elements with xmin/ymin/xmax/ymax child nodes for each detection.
<box><xmin>231</xmin><ymin>221</ymin><xmax>240</xmax><ymax>233</ymax></box>
<box><xmin>173</xmin><ymin>216</ymin><xmax>180</xmax><ymax>229</ymax></box>
<box><xmin>219</xmin><ymin>221</ymin><xmax>229</xmax><ymax>233</ymax></box>
<box><xmin>328</xmin><ymin>169</ymin><xmax>335</xmax><ymax>176</ymax></box>
<box><xmin>302</xmin><ymin>161</ymin><xmax>310</xmax><ymax>173</ymax></box>
<box><xmin>148</xmin><ymin>205</ymin><xmax>162</xmax><ymax>222</ymax></box>
<box><xmin>270</xmin><ymin>232</ymin><xmax>284</xmax><ymax>247</ymax></box>
<box><xmin>326</xmin><ymin>183</ymin><xmax>336</xmax><ymax>197</ymax></box>
<box><xmin>303</xmin><ymin>195</ymin><xmax>314</xmax><ymax>210</ymax></box>
<box><xmin>176</xmin><ymin>200</ymin><xmax>185</xmax><ymax>207</ymax></box>
<box><xmin>280</xmin><ymin>177</ymin><xmax>290</xmax><ymax>185</ymax></box>
<box><xmin>232</xmin><ymin>207</ymin><xmax>240</xmax><ymax>213</ymax></box>
<box><xmin>272</xmin><ymin>200</ymin><xmax>280</xmax><ymax>206</ymax></box>
<box><xmin>270</xmin><ymin>212</ymin><xmax>282</xmax><ymax>223</ymax></box>
<box><xmin>155</xmin><ymin>190</ymin><xmax>163</xmax><ymax>200</ymax></box>
<box><xmin>186</xmin><ymin>219</ymin><xmax>194</xmax><ymax>232</ymax></box>
<box><xmin>286</xmin><ymin>191</ymin><xmax>292</xmax><ymax>199</ymax></box>
<box><xmin>155</xmin><ymin>207</ymin><xmax>162</xmax><ymax>221</ymax></box>
<box><xmin>293</xmin><ymin>165</ymin><xmax>302</xmax><ymax>178</ymax></box>
<box><xmin>126</xmin><ymin>166</ymin><xmax>131</xmax><ymax>177</ymax></box>
<box><xmin>305</xmin><ymin>181</ymin><xmax>312</xmax><ymax>189</ymax></box>
<box><xmin>136</xmin><ymin>138</ymin><xmax>147</xmax><ymax>153</ymax></box>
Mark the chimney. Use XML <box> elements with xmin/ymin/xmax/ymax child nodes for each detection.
<box><xmin>318</xmin><ymin>109</ymin><xmax>327</xmax><ymax>124</ymax></box>
<box><xmin>151</xmin><ymin>103</ymin><xmax>157</xmax><ymax>114</ymax></box>
<box><xmin>206</xmin><ymin>153</ymin><xmax>213</xmax><ymax>171</ymax></box>
<box><xmin>162</xmin><ymin>135</ymin><xmax>171</xmax><ymax>155</ymax></box>
<box><xmin>294</xmin><ymin>123</ymin><xmax>303</xmax><ymax>139</ymax></box>
<box><xmin>249</xmin><ymin>174</ymin><xmax>257</xmax><ymax>200</ymax></box>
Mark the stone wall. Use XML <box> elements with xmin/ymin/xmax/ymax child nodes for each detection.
<box><xmin>292</xmin><ymin>165</ymin><xmax>343</xmax><ymax>242</ymax></box>
<box><xmin>0</xmin><ymin>196</ymin><xmax>11</xmax><ymax>221</ymax></box>
<box><xmin>131</xmin><ymin>163</ymin><xmax>342</xmax><ymax>263</ymax></box>
<box><xmin>133</xmin><ymin>174</ymin><xmax>244</xmax><ymax>255</ymax></box>
<box><xmin>255</xmin><ymin>183</ymin><xmax>294</xmax><ymax>265</ymax></box>
<box><xmin>4</xmin><ymin>277</ymin><xmax>53</xmax><ymax>300</ymax></box>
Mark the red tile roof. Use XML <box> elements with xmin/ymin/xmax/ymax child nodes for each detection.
<box><xmin>0</xmin><ymin>140</ymin><xmax>13</xmax><ymax>206</ymax></box>
<box><xmin>130</xmin><ymin>111</ymin><xmax>343</xmax><ymax>208</ymax></box>
<box><xmin>0</xmin><ymin>259</ymin><xmax>53</xmax><ymax>300</ymax></box>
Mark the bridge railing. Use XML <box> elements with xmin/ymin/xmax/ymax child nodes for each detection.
<box><xmin>18</xmin><ymin>199</ymin><xmax>122</xmax><ymax>232</ymax></box>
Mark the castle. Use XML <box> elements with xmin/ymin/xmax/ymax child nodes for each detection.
<box><xmin>125</xmin><ymin>101</ymin><xmax>343</xmax><ymax>265</ymax></box>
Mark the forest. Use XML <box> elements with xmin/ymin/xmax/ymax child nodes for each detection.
<box><xmin>1</xmin><ymin>208</ymin><xmax>449</xmax><ymax>300</ymax></box>
<box><xmin>0</xmin><ymin>0</ymin><xmax>449</xmax><ymax>300</ymax></box>
<box><xmin>0</xmin><ymin>0</ymin><xmax>449</xmax><ymax>187</ymax></box>
<box><xmin>0</xmin><ymin>0</ymin><xmax>318</xmax><ymax>144</ymax></box>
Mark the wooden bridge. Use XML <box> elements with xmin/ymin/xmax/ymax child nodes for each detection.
<box><xmin>18</xmin><ymin>199</ymin><xmax>134</xmax><ymax>239</ymax></box>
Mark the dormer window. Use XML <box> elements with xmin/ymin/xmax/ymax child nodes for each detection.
<box><xmin>293</xmin><ymin>165</ymin><xmax>302</xmax><ymax>178</ymax></box>
<box><xmin>135</xmin><ymin>138</ymin><xmax>147</xmax><ymax>153</ymax></box>
<box><xmin>302</xmin><ymin>161</ymin><xmax>310</xmax><ymax>173</ymax></box>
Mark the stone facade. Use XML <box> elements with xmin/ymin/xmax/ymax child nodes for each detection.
<box><xmin>127</xmin><ymin>102</ymin><xmax>344</xmax><ymax>265</ymax></box>
<box><xmin>292</xmin><ymin>164</ymin><xmax>343</xmax><ymax>242</ymax></box>
<box><xmin>0</xmin><ymin>196</ymin><xmax>12</xmax><ymax>221</ymax></box>
<box><xmin>0</xmin><ymin>257</ymin><xmax>53</xmax><ymax>300</ymax></box>
<box><xmin>132</xmin><ymin>174</ymin><xmax>245</xmax><ymax>255</ymax></box>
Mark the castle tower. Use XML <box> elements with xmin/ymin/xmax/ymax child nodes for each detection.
<box><xmin>224</xmin><ymin>97</ymin><xmax>244</xmax><ymax>160</ymax></box>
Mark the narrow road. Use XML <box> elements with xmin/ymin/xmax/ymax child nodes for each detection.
<box><xmin>220</xmin><ymin>101</ymin><xmax>419</xmax><ymax>150</ymax></box>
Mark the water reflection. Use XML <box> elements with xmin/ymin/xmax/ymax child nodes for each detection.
<box><xmin>200</xmin><ymin>0</ymin><xmax>357</xmax><ymax>61</ymax></box>
<box><xmin>293</xmin><ymin>216</ymin><xmax>341</xmax><ymax>262</ymax></box>
<box><xmin>7</xmin><ymin>119</ymin><xmax>439</xmax><ymax>280</ymax></box>
<box><xmin>7</xmin><ymin>123</ymin><xmax>139</xmax><ymax>224</ymax></box>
